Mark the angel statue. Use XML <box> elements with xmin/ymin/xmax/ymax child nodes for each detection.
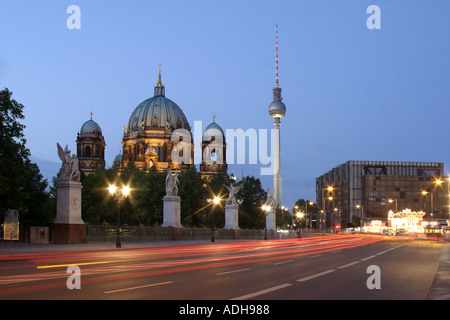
<box><xmin>265</xmin><ymin>187</ymin><xmax>276</xmax><ymax>209</ymax></box>
<box><xmin>224</xmin><ymin>183</ymin><xmax>240</xmax><ymax>205</ymax></box>
<box><xmin>165</xmin><ymin>168</ymin><xmax>179</xmax><ymax>197</ymax></box>
<box><xmin>57</xmin><ymin>143</ymin><xmax>81</xmax><ymax>182</ymax></box>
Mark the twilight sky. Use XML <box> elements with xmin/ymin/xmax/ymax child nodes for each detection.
<box><xmin>1</xmin><ymin>0</ymin><xmax>449</xmax><ymax>208</ymax></box>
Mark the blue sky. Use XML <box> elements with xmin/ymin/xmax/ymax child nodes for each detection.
<box><xmin>1</xmin><ymin>0</ymin><xmax>450</xmax><ymax>208</ymax></box>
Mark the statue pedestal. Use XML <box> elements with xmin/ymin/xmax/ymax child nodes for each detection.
<box><xmin>265</xmin><ymin>210</ymin><xmax>277</xmax><ymax>240</ymax></box>
<box><xmin>162</xmin><ymin>196</ymin><xmax>182</xmax><ymax>228</ymax></box>
<box><xmin>266</xmin><ymin>210</ymin><xmax>276</xmax><ymax>231</ymax></box>
<box><xmin>224</xmin><ymin>204</ymin><xmax>239</xmax><ymax>230</ymax></box>
<box><xmin>52</xmin><ymin>180</ymin><xmax>85</xmax><ymax>244</ymax></box>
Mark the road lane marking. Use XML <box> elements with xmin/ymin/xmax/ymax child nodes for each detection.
<box><xmin>337</xmin><ymin>261</ymin><xmax>360</xmax><ymax>269</ymax></box>
<box><xmin>216</xmin><ymin>268</ymin><xmax>250</xmax><ymax>276</ymax></box>
<box><xmin>308</xmin><ymin>254</ymin><xmax>322</xmax><ymax>259</ymax></box>
<box><xmin>273</xmin><ymin>260</ymin><xmax>294</xmax><ymax>265</ymax></box>
<box><xmin>297</xmin><ymin>269</ymin><xmax>336</xmax><ymax>282</ymax></box>
<box><xmin>231</xmin><ymin>283</ymin><xmax>293</xmax><ymax>300</ymax></box>
<box><xmin>361</xmin><ymin>255</ymin><xmax>376</xmax><ymax>261</ymax></box>
<box><xmin>376</xmin><ymin>250</ymin><xmax>388</xmax><ymax>255</ymax></box>
<box><xmin>332</xmin><ymin>250</ymin><xmax>342</xmax><ymax>254</ymax></box>
<box><xmin>104</xmin><ymin>281</ymin><xmax>173</xmax><ymax>294</ymax></box>
<box><xmin>37</xmin><ymin>260</ymin><xmax>128</xmax><ymax>269</ymax></box>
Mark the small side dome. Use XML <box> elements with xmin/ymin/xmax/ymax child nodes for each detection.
<box><xmin>203</xmin><ymin>116</ymin><xmax>225</xmax><ymax>142</ymax></box>
<box><xmin>113</xmin><ymin>152</ymin><xmax>123</xmax><ymax>163</ymax></box>
<box><xmin>80</xmin><ymin>113</ymin><xmax>103</xmax><ymax>136</ymax></box>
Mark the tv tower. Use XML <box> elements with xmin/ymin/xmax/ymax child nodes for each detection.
<box><xmin>268</xmin><ymin>24</ymin><xmax>286</xmax><ymax>208</ymax></box>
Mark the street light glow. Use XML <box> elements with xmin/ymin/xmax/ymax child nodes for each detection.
<box><xmin>108</xmin><ymin>185</ymin><xmax>117</xmax><ymax>195</ymax></box>
<box><xmin>122</xmin><ymin>186</ymin><xmax>130</xmax><ymax>197</ymax></box>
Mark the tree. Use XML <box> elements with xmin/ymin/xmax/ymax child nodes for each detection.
<box><xmin>81</xmin><ymin>167</ymin><xmax>118</xmax><ymax>224</ymax></box>
<box><xmin>131</xmin><ymin>166</ymin><xmax>166</xmax><ymax>226</ymax></box>
<box><xmin>205</xmin><ymin>171</ymin><xmax>231</xmax><ymax>228</ymax></box>
<box><xmin>0</xmin><ymin>88</ymin><xmax>30</xmax><ymax>215</ymax></box>
<box><xmin>178</xmin><ymin>166</ymin><xmax>208</xmax><ymax>227</ymax></box>
<box><xmin>20</xmin><ymin>162</ymin><xmax>51</xmax><ymax>225</ymax></box>
<box><xmin>294</xmin><ymin>199</ymin><xmax>319</xmax><ymax>228</ymax></box>
<box><xmin>237</xmin><ymin>176</ymin><xmax>266</xmax><ymax>229</ymax></box>
<box><xmin>0</xmin><ymin>88</ymin><xmax>50</xmax><ymax>225</ymax></box>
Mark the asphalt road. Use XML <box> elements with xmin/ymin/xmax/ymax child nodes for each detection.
<box><xmin>0</xmin><ymin>234</ymin><xmax>447</xmax><ymax>301</ymax></box>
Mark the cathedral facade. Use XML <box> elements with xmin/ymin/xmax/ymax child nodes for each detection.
<box><xmin>76</xmin><ymin>113</ymin><xmax>106</xmax><ymax>175</ymax></box>
<box><xmin>77</xmin><ymin>70</ymin><xmax>227</xmax><ymax>178</ymax></box>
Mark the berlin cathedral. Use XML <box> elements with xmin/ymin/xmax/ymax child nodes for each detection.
<box><xmin>75</xmin><ymin>69</ymin><xmax>227</xmax><ymax>177</ymax></box>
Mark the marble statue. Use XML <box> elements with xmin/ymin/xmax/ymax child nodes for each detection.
<box><xmin>224</xmin><ymin>183</ymin><xmax>240</xmax><ymax>205</ymax></box>
<box><xmin>165</xmin><ymin>168</ymin><xmax>179</xmax><ymax>197</ymax></box>
<box><xmin>57</xmin><ymin>143</ymin><xmax>80</xmax><ymax>182</ymax></box>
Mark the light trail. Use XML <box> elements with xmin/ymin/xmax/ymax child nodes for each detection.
<box><xmin>0</xmin><ymin>234</ymin><xmax>390</xmax><ymax>297</ymax></box>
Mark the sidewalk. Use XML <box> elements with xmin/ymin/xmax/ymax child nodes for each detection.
<box><xmin>426</xmin><ymin>243</ymin><xmax>450</xmax><ymax>300</ymax></box>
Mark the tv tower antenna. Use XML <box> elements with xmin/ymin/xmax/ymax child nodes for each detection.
<box><xmin>275</xmin><ymin>24</ymin><xmax>279</xmax><ymax>87</ymax></box>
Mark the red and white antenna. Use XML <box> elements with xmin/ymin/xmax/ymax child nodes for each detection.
<box><xmin>275</xmin><ymin>24</ymin><xmax>279</xmax><ymax>87</ymax></box>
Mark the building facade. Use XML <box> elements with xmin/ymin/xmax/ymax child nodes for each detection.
<box><xmin>119</xmin><ymin>71</ymin><xmax>194</xmax><ymax>172</ymax></box>
<box><xmin>76</xmin><ymin>113</ymin><xmax>106</xmax><ymax>175</ymax></box>
<box><xmin>77</xmin><ymin>69</ymin><xmax>228</xmax><ymax>178</ymax></box>
<box><xmin>200</xmin><ymin>116</ymin><xmax>227</xmax><ymax>179</ymax></box>
<box><xmin>316</xmin><ymin>161</ymin><xmax>448</xmax><ymax>227</ymax></box>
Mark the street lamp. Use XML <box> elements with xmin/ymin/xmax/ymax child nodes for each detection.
<box><xmin>333</xmin><ymin>207</ymin><xmax>341</xmax><ymax>232</ymax></box>
<box><xmin>388</xmin><ymin>198</ymin><xmax>398</xmax><ymax>212</ymax></box>
<box><xmin>421</xmin><ymin>190</ymin><xmax>434</xmax><ymax>223</ymax></box>
<box><xmin>421</xmin><ymin>178</ymin><xmax>444</xmax><ymax>223</ymax></box>
<box><xmin>262</xmin><ymin>205</ymin><xmax>271</xmax><ymax>240</ymax></box>
<box><xmin>321</xmin><ymin>186</ymin><xmax>334</xmax><ymax>235</ymax></box>
<box><xmin>356</xmin><ymin>204</ymin><xmax>364</xmax><ymax>232</ymax></box>
<box><xmin>296</xmin><ymin>211</ymin><xmax>304</xmax><ymax>238</ymax></box>
<box><xmin>108</xmin><ymin>184</ymin><xmax>130</xmax><ymax>248</ymax></box>
<box><xmin>210</xmin><ymin>196</ymin><xmax>221</xmax><ymax>242</ymax></box>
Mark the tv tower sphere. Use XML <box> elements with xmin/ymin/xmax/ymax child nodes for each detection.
<box><xmin>268</xmin><ymin>91</ymin><xmax>286</xmax><ymax>119</ymax></box>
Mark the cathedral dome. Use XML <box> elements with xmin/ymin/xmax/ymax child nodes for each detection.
<box><xmin>204</xmin><ymin>117</ymin><xmax>225</xmax><ymax>139</ymax></box>
<box><xmin>80</xmin><ymin>116</ymin><xmax>103</xmax><ymax>136</ymax></box>
<box><xmin>126</xmin><ymin>72</ymin><xmax>190</xmax><ymax>133</ymax></box>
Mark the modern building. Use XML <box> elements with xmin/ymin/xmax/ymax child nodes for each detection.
<box><xmin>316</xmin><ymin>161</ymin><xmax>448</xmax><ymax>227</ymax></box>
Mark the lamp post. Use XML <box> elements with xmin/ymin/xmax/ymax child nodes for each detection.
<box><xmin>305</xmin><ymin>201</ymin><xmax>313</xmax><ymax>232</ymax></box>
<box><xmin>108</xmin><ymin>185</ymin><xmax>130</xmax><ymax>248</ymax></box>
<box><xmin>210</xmin><ymin>196</ymin><xmax>220</xmax><ymax>242</ymax></box>
<box><xmin>421</xmin><ymin>190</ymin><xmax>433</xmax><ymax>220</ymax></box>
<box><xmin>321</xmin><ymin>186</ymin><xmax>334</xmax><ymax>235</ymax></box>
<box><xmin>262</xmin><ymin>205</ymin><xmax>271</xmax><ymax>240</ymax></box>
<box><xmin>388</xmin><ymin>198</ymin><xmax>398</xmax><ymax>212</ymax></box>
<box><xmin>334</xmin><ymin>207</ymin><xmax>340</xmax><ymax>232</ymax></box>
<box><xmin>296</xmin><ymin>211</ymin><xmax>303</xmax><ymax>238</ymax></box>
<box><xmin>291</xmin><ymin>205</ymin><xmax>298</xmax><ymax>236</ymax></box>
<box><xmin>421</xmin><ymin>179</ymin><xmax>443</xmax><ymax>223</ymax></box>
<box><xmin>356</xmin><ymin>204</ymin><xmax>364</xmax><ymax>232</ymax></box>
